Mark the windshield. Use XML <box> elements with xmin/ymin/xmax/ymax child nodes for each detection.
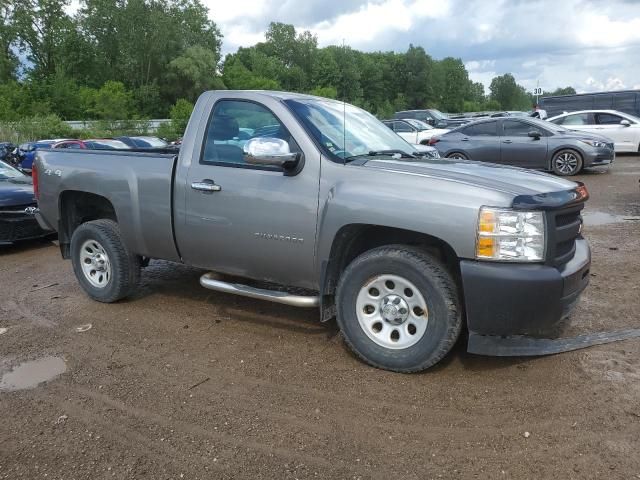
<box><xmin>86</xmin><ymin>139</ymin><xmax>130</xmax><ymax>150</ymax></box>
<box><xmin>429</xmin><ymin>109</ymin><xmax>448</xmax><ymax>120</ymax></box>
<box><xmin>284</xmin><ymin>98</ymin><xmax>415</xmax><ymax>160</ymax></box>
<box><xmin>527</xmin><ymin>117</ymin><xmax>567</xmax><ymax>134</ymax></box>
<box><xmin>133</xmin><ymin>136</ymin><xmax>168</xmax><ymax>147</ymax></box>
<box><xmin>405</xmin><ymin>119</ymin><xmax>433</xmax><ymax>131</ymax></box>
<box><xmin>0</xmin><ymin>160</ymin><xmax>23</xmax><ymax>179</ymax></box>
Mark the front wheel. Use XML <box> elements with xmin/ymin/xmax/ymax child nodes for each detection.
<box><xmin>336</xmin><ymin>246</ymin><xmax>462</xmax><ymax>372</ymax></box>
<box><xmin>70</xmin><ymin>219</ymin><xmax>140</xmax><ymax>303</ymax></box>
<box><xmin>446</xmin><ymin>152</ymin><xmax>468</xmax><ymax>160</ymax></box>
<box><xmin>552</xmin><ymin>149</ymin><xmax>583</xmax><ymax>176</ymax></box>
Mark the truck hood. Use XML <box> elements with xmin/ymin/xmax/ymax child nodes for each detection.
<box><xmin>0</xmin><ymin>178</ymin><xmax>35</xmax><ymax>207</ymax></box>
<box><xmin>362</xmin><ymin>158</ymin><xmax>576</xmax><ymax>196</ymax></box>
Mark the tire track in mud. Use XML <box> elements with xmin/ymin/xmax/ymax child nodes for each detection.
<box><xmin>59</xmin><ymin>385</ymin><xmax>369</xmax><ymax>478</ymax></box>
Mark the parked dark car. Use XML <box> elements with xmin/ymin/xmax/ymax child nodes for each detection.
<box><xmin>18</xmin><ymin>140</ymin><xmax>58</xmax><ymax>172</ymax></box>
<box><xmin>430</xmin><ymin>117</ymin><xmax>615</xmax><ymax>176</ymax></box>
<box><xmin>394</xmin><ymin>109</ymin><xmax>470</xmax><ymax>128</ymax></box>
<box><xmin>0</xmin><ymin>160</ymin><xmax>48</xmax><ymax>245</ymax></box>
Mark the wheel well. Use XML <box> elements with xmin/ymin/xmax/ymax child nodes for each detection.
<box><xmin>321</xmin><ymin>225</ymin><xmax>460</xmax><ymax>318</ymax></box>
<box><xmin>58</xmin><ymin>191</ymin><xmax>117</xmax><ymax>258</ymax></box>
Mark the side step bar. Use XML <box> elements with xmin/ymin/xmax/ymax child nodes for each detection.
<box><xmin>200</xmin><ymin>273</ymin><xmax>320</xmax><ymax>308</ymax></box>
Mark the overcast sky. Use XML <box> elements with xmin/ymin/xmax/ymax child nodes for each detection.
<box><xmin>204</xmin><ymin>0</ymin><xmax>640</xmax><ymax>94</ymax></box>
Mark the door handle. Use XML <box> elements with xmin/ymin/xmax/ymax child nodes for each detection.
<box><xmin>191</xmin><ymin>180</ymin><xmax>221</xmax><ymax>192</ymax></box>
<box><xmin>502</xmin><ymin>140</ymin><xmax>513</xmax><ymax>144</ymax></box>
<box><xmin>461</xmin><ymin>137</ymin><xmax>469</xmax><ymax>141</ymax></box>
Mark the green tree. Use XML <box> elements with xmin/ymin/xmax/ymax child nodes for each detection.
<box><xmin>489</xmin><ymin>73</ymin><xmax>530</xmax><ymax>110</ymax></box>
<box><xmin>167</xmin><ymin>45</ymin><xmax>224</xmax><ymax>102</ymax></box>
<box><xmin>90</xmin><ymin>81</ymin><xmax>133</xmax><ymax>120</ymax></box>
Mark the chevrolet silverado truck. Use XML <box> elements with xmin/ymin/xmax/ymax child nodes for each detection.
<box><xmin>33</xmin><ymin>90</ymin><xmax>591</xmax><ymax>372</ymax></box>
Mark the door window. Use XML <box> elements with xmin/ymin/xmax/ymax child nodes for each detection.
<box><xmin>201</xmin><ymin>100</ymin><xmax>294</xmax><ymax>169</ymax></box>
<box><xmin>557</xmin><ymin>113</ymin><xmax>591</xmax><ymax>125</ymax></box>
<box><xmin>595</xmin><ymin>113</ymin><xmax>624</xmax><ymax>125</ymax></box>
<box><xmin>503</xmin><ymin>120</ymin><xmax>535</xmax><ymax>137</ymax></box>
<box><xmin>462</xmin><ymin>121</ymin><xmax>497</xmax><ymax>136</ymax></box>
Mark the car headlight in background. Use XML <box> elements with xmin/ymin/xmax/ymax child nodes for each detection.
<box><xmin>579</xmin><ymin>139</ymin><xmax>607</xmax><ymax>148</ymax></box>
<box><xmin>476</xmin><ymin>207</ymin><xmax>545</xmax><ymax>262</ymax></box>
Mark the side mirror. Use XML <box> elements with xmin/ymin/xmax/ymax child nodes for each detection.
<box><xmin>528</xmin><ymin>130</ymin><xmax>542</xmax><ymax>139</ymax></box>
<box><xmin>620</xmin><ymin>119</ymin><xmax>631</xmax><ymax>127</ymax></box>
<box><xmin>243</xmin><ymin>137</ymin><xmax>299</xmax><ymax>168</ymax></box>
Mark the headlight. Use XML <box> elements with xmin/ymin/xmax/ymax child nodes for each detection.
<box><xmin>476</xmin><ymin>207</ymin><xmax>545</xmax><ymax>262</ymax></box>
<box><xmin>579</xmin><ymin>139</ymin><xmax>607</xmax><ymax>148</ymax></box>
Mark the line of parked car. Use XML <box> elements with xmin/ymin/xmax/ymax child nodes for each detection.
<box><xmin>0</xmin><ymin>136</ymin><xmax>176</xmax><ymax>174</ymax></box>
<box><xmin>386</xmin><ymin>107</ymin><xmax>637</xmax><ymax>176</ymax></box>
<box><xmin>0</xmin><ymin>135</ymin><xmax>174</xmax><ymax>245</ymax></box>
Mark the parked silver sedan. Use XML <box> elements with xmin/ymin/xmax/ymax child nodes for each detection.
<box><xmin>430</xmin><ymin>117</ymin><xmax>614</xmax><ymax>176</ymax></box>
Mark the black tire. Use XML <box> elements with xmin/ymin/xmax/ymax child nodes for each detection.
<box><xmin>70</xmin><ymin>219</ymin><xmax>140</xmax><ymax>303</ymax></box>
<box><xmin>551</xmin><ymin>149</ymin><xmax>583</xmax><ymax>176</ymax></box>
<box><xmin>335</xmin><ymin>245</ymin><xmax>462</xmax><ymax>372</ymax></box>
<box><xmin>446</xmin><ymin>152</ymin><xmax>468</xmax><ymax>160</ymax></box>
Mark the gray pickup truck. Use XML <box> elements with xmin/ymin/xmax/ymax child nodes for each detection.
<box><xmin>34</xmin><ymin>90</ymin><xmax>591</xmax><ymax>372</ymax></box>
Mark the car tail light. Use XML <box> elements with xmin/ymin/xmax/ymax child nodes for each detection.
<box><xmin>32</xmin><ymin>161</ymin><xmax>39</xmax><ymax>200</ymax></box>
<box><xmin>428</xmin><ymin>137</ymin><xmax>440</xmax><ymax>146</ymax></box>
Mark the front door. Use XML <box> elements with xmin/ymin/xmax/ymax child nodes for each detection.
<box><xmin>499</xmin><ymin>120</ymin><xmax>549</xmax><ymax>168</ymax></box>
<box><xmin>594</xmin><ymin>112</ymin><xmax>635</xmax><ymax>152</ymax></box>
<box><xmin>177</xmin><ymin>99</ymin><xmax>320</xmax><ymax>288</ymax></box>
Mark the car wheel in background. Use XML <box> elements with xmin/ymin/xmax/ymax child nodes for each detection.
<box><xmin>446</xmin><ymin>152</ymin><xmax>469</xmax><ymax>160</ymax></box>
<box><xmin>70</xmin><ymin>219</ymin><xmax>140</xmax><ymax>303</ymax></box>
<box><xmin>336</xmin><ymin>245</ymin><xmax>462</xmax><ymax>372</ymax></box>
<box><xmin>552</xmin><ymin>149</ymin><xmax>583</xmax><ymax>176</ymax></box>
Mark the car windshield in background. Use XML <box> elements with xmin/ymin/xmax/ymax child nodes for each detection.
<box><xmin>405</xmin><ymin>119</ymin><xmax>433</xmax><ymax>130</ymax></box>
<box><xmin>285</xmin><ymin>98</ymin><xmax>414</xmax><ymax>160</ymax></box>
<box><xmin>133</xmin><ymin>136</ymin><xmax>168</xmax><ymax>147</ymax></box>
<box><xmin>528</xmin><ymin>118</ymin><xmax>567</xmax><ymax>133</ymax></box>
<box><xmin>430</xmin><ymin>109</ymin><xmax>448</xmax><ymax>120</ymax></box>
<box><xmin>85</xmin><ymin>140</ymin><xmax>130</xmax><ymax>150</ymax></box>
<box><xmin>0</xmin><ymin>160</ymin><xmax>23</xmax><ymax>179</ymax></box>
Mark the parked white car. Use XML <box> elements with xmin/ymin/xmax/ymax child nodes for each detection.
<box><xmin>383</xmin><ymin>119</ymin><xmax>449</xmax><ymax>145</ymax></box>
<box><xmin>547</xmin><ymin>110</ymin><xmax>640</xmax><ymax>153</ymax></box>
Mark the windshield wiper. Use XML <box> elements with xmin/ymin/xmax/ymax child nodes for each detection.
<box><xmin>345</xmin><ymin>150</ymin><xmax>417</xmax><ymax>162</ymax></box>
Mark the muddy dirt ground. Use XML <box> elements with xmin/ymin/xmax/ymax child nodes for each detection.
<box><xmin>1</xmin><ymin>157</ymin><xmax>639</xmax><ymax>480</ymax></box>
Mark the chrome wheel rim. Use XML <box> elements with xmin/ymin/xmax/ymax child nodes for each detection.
<box><xmin>449</xmin><ymin>153</ymin><xmax>466</xmax><ymax>159</ymax></box>
<box><xmin>555</xmin><ymin>152</ymin><xmax>578</xmax><ymax>174</ymax></box>
<box><xmin>79</xmin><ymin>239</ymin><xmax>111</xmax><ymax>288</ymax></box>
<box><xmin>355</xmin><ymin>274</ymin><xmax>429</xmax><ymax>349</ymax></box>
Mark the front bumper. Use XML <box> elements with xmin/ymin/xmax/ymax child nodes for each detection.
<box><xmin>0</xmin><ymin>209</ymin><xmax>49</xmax><ymax>245</ymax></box>
<box><xmin>460</xmin><ymin>238</ymin><xmax>591</xmax><ymax>338</ymax></box>
<box><xmin>584</xmin><ymin>148</ymin><xmax>614</xmax><ymax>167</ymax></box>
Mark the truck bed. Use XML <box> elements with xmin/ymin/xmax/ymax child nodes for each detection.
<box><xmin>35</xmin><ymin>149</ymin><xmax>180</xmax><ymax>262</ymax></box>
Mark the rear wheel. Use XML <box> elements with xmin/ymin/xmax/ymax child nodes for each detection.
<box><xmin>70</xmin><ymin>219</ymin><xmax>140</xmax><ymax>303</ymax></box>
<box><xmin>552</xmin><ymin>149</ymin><xmax>583</xmax><ymax>176</ymax></box>
<box><xmin>336</xmin><ymin>246</ymin><xmax>462</xmax><ymax>372</ymax></box>
<box><xmin>446</xmin><ymin>152</ymin><xmax>468</xmax><ymax>160</ymax></box>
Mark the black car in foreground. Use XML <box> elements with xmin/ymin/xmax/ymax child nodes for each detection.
<box><xmin>0</xmin><ymin>160</ymin><xmax>48</xmax><ymax>245</ymax></box>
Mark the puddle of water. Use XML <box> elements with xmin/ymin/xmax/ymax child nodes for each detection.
<box><xmin>583</xmin><ymin>211</ymin><xmax>640</xmax><ymax>226</ymax></box>
<box><xmin>0</xmin><ymin>356</ymin><xmax>66</xmax><ymax>392</ymax></box>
